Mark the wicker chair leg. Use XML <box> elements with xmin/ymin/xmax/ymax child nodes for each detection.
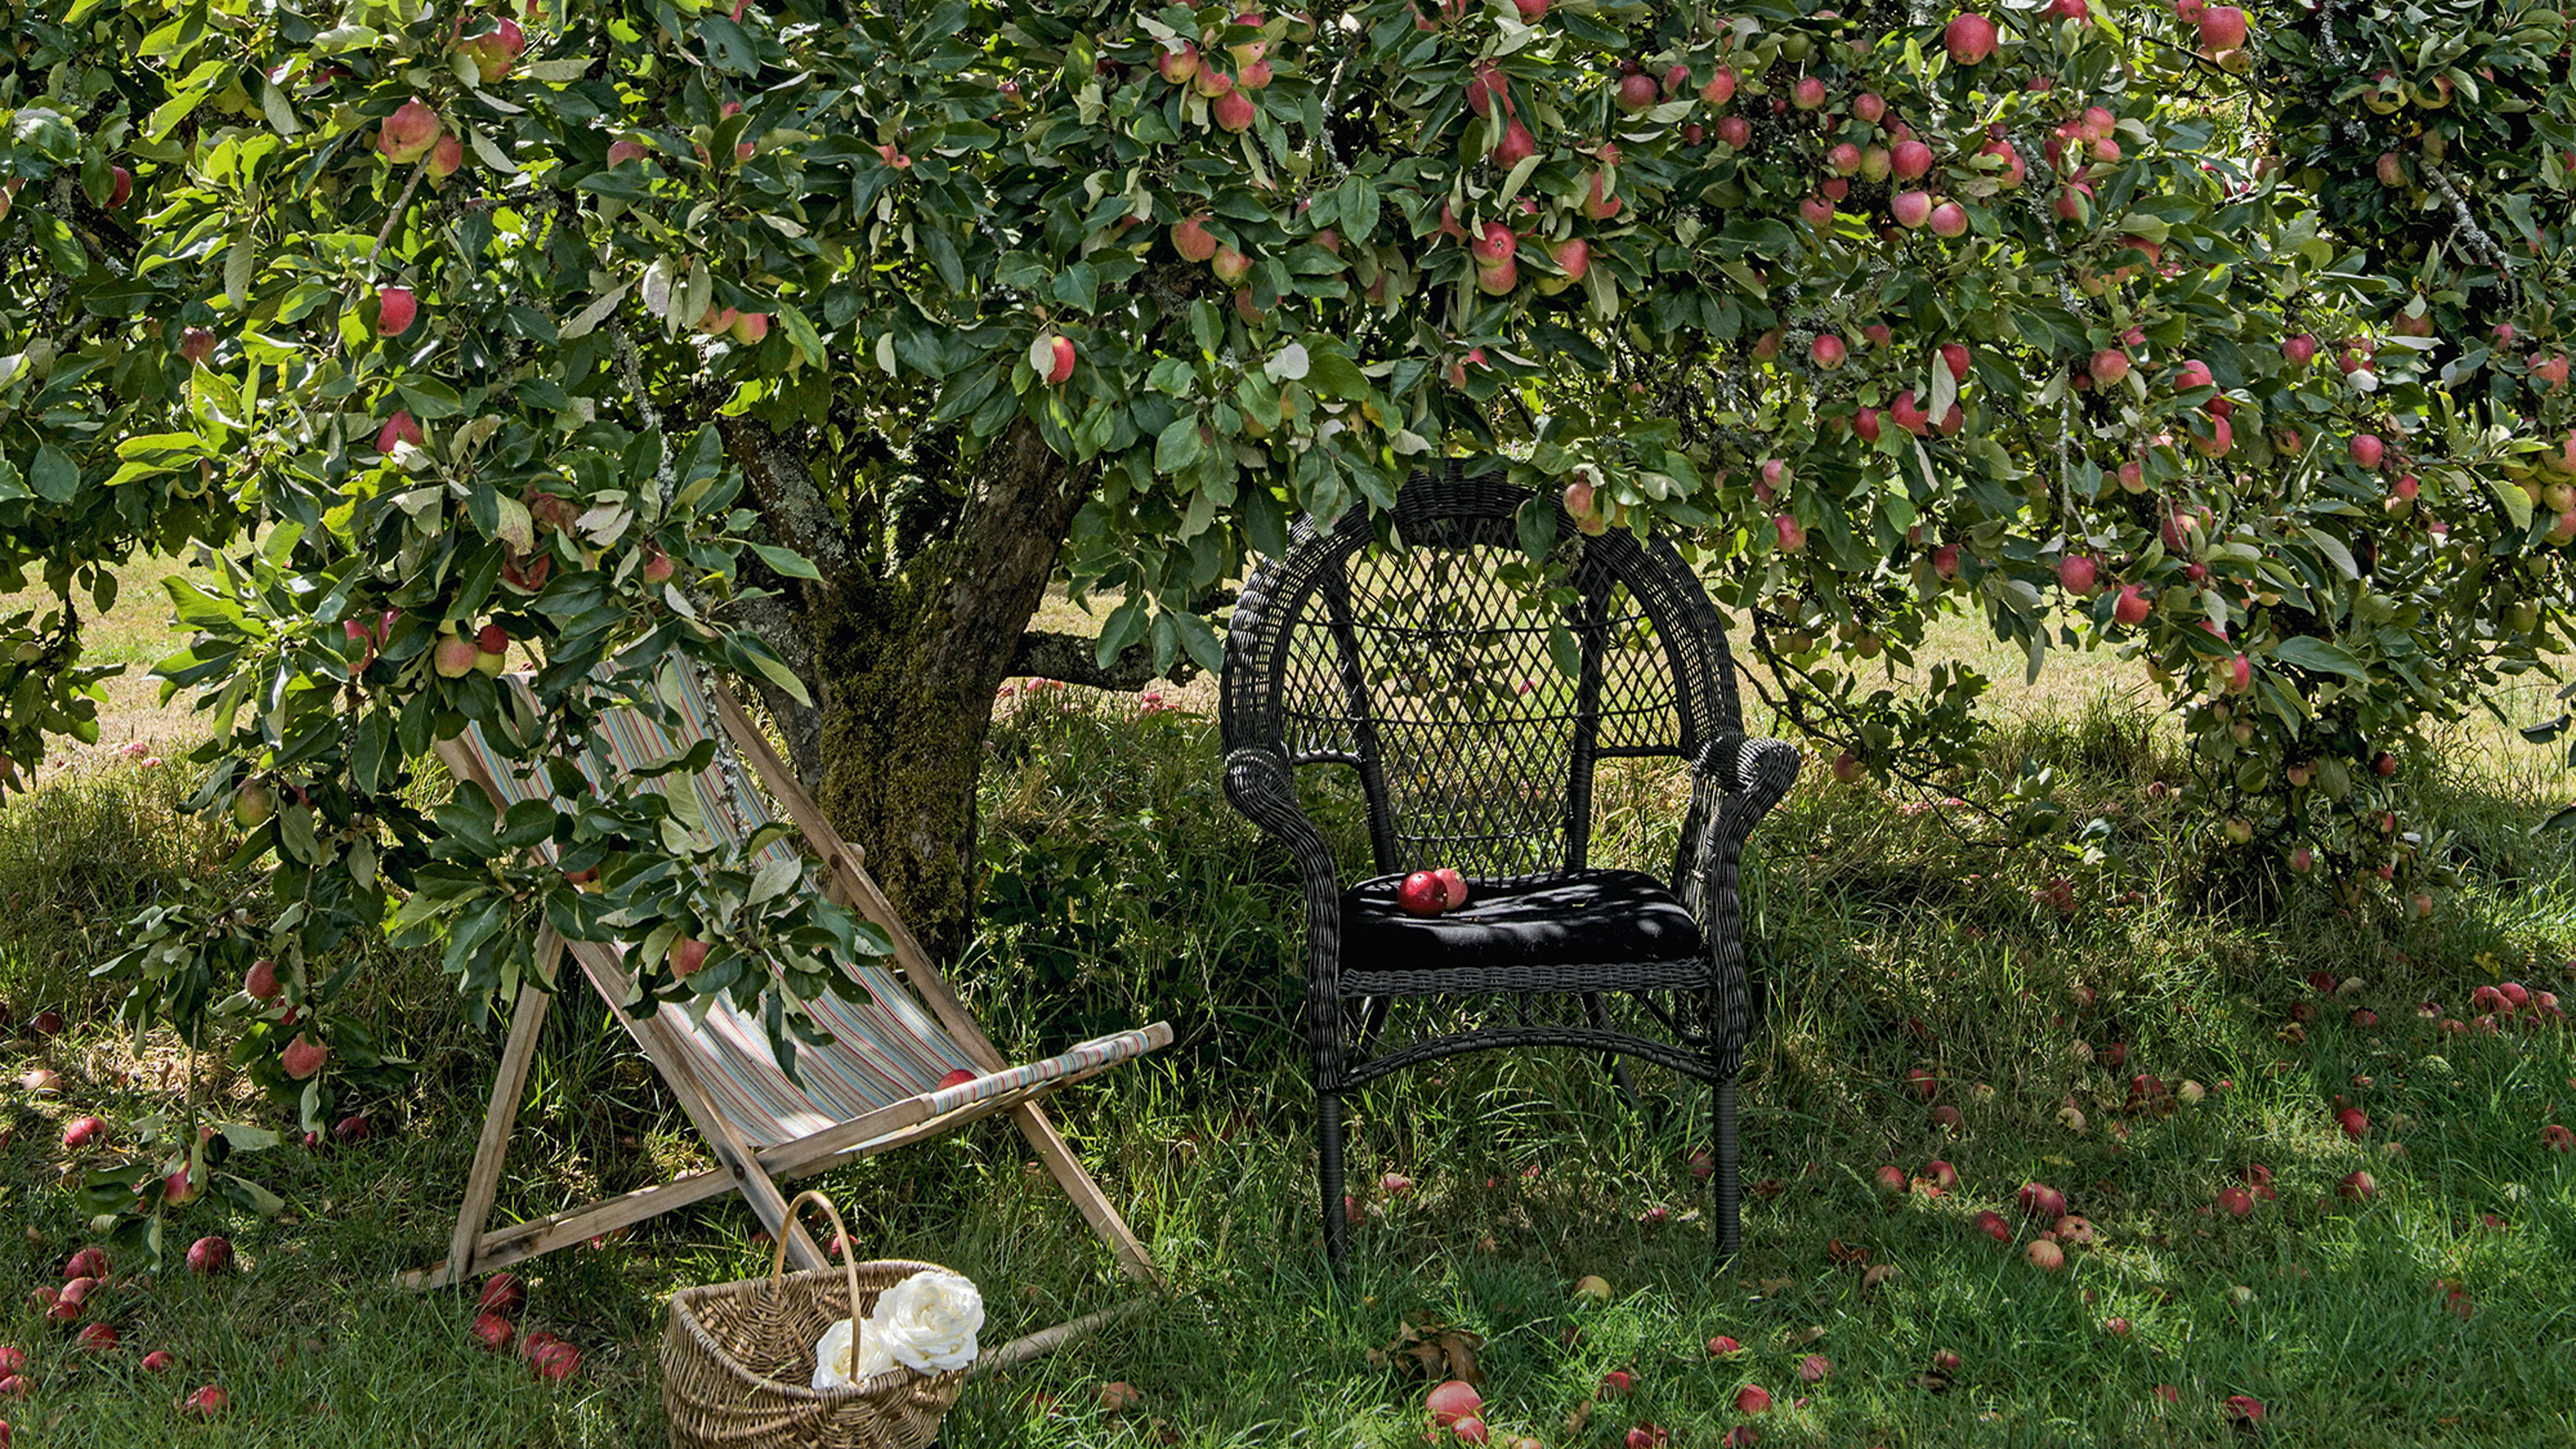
<box><xmin>1711</xmin><ymin>1075</ymin><xmax>1741</xmax><ymax>1264</ymax></box>
<box><xmin>1319</xmin><ymin>1089</ymin><xmax>1349</xmax><ymax>1268</ymax></box>
<box><xmin>1582</xmin><ymin>992</ymin><xmax>1641</xmax><ymax>1108</ymax></box>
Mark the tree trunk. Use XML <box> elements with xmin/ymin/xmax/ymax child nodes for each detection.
<box><xmin>728</xmin><ymin>416</ymin><xmax>1092</xmax><ymax>964</ymax></box>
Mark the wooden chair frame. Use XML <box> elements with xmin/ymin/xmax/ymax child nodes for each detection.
<box><xmin>405</xmin><ymin>679</ymin><xmax>1166</xmax><ymax>1359</ymax></box>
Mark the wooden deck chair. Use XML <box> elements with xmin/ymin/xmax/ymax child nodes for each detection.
<box><xmin>407</xmin><ymin>663</ymin><xmax>1170</xmax><ymax>1356</ymax></box>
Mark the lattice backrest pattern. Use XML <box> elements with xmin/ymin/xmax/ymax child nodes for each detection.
<box><xmin>1226</xmin><ymin>469</ymin><xmax>1740</xmax><ymax>881</ymax></box>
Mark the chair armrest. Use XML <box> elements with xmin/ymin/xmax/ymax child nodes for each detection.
<box><xmin>1681</xmin><ymin>736</ymin><xmax>1800</xmax><ymax>1073</ymax></box>
<box><xmin>1224</xmin><ymin>747</ymin><xmax>1352</xmax><ymax>1070</ymax></box>
<box><xmin>1693</xmin><ymin>735</ymin><xmax>1802</xmax><ymax>842</ymax></box>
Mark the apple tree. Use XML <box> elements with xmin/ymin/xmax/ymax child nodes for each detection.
<box><xmin>0</xmin><ymin>0</ymin><xmax>2566</xmax><ymax>1136</ymax></box>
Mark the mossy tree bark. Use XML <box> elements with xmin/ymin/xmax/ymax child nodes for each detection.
<box><xmin>720</xmin><ymin>414</ymin><xmax>1150</xmax><ymax>964</ymax></box>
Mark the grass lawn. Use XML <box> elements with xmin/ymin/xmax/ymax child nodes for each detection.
<box><xmin>1</xmin><ymin>568</ymin><xmax>2574</xmax><ymax>1447</ymax></box>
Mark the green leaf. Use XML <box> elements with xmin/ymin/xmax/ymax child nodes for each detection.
<box><xmin>2270</xmin><ymin>636</ymin><xmax>2367</xmax><ymax>681</ymax></box>
<box><xmin>774</xmin><ymin>301</ymin><xmax>828</xmax><ymax>369</ymax></box>
<box><xmin>30</xmin><ymin>444</ymin><xmax>78</xmax><ymax>502</ymax></box>
<box><xmin>1154</xmin><ymin>415</ymin><xmax>1204</xmax><ymax>473</ymax></box>
<box><xmin>2488</xmin><ymin>472</ymin><xmax>2534</xmax><ymax>532</ymax></box>
<box><xmin>746</xmin><ymin>543</ymin><xmax>822</xmax><ymax>580</ymax></box>
<box><xmin>214</xmin><ymin>1172</ymin><xmax>287</xmax><ymax>1218</ymax></box>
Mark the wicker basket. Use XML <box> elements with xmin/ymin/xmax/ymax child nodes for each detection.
<box><xmin>663</xmin><ymin>1191</ymin><xmax>971</xmax><ymax>1449</ymax></box>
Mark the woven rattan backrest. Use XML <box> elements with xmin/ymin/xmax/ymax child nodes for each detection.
<box><xmin>1222</xmin><ymin>466</ymin><xmax>1740</xmax><ymax>880</ymax></box>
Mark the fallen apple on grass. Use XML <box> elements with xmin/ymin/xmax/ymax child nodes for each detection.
<box><xmin>2025</xmin><ymin>1239</ymin><xmax>2066</xmax><ymax>1272</ymax></box>
<box><xmin>185</xmin><ymin>1237</ymin><xmax>231</xmax><ymax>1274</ymax></box>
<box><xmin>142</xmin><ymin>1350</ymin><xmax>176</xmax><ymax>1373</ymax></box>
<box><xmin>61</xmin><ymin>1117</ymin><xmax>105</xmax><ymax>1150</ymax></box>
<box><xmin>471</xmin><ymin>1312</ymin><xmax>515</xmax><ymax>1352</ymax></box>
<box><xmin>1427</xmin><ymin>1380</ymin><xmax>1483</xmax><ymax>1426</ymax></box>
<box><xmin>180</xmin><ymin>1385</ymin><xmax>226</xmax><ymax>1418</ymax></box>
<box><xmin>526</xmin><ymin>1336</ymin><xmax>580</xmax><ymax>1382</ymax></box>
<box><xmin>1734</xmin><ymin>1384</ymin><xmax>1772</xmax><ymax>1414</ymax></box>
<box><xmin>64</xmin><ymin>1247</ymin><xmax>107</xmax><ymax>1280</ymax></box>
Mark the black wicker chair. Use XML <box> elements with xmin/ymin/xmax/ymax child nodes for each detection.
<box><xmin>1220</xmin><ymin>464</ymin><xmax>1800</xmax><ymax>1264</ymax></box>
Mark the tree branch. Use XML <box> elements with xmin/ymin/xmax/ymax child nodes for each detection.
<box><xmin>1009</xmin><ymin>630</ymin><xmax>1202</xmax><ymax>691</ymax></box>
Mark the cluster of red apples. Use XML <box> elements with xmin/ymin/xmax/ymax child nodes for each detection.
<box><xmin>469</xmin><ymin>1273</ymin><xmax>582</xmax><ymax>1381</ymax></box>
<box><xmin>1396</xmin><ymin>867</ymin><xmax>1472</xmax><ymax>918</ymax></box>
<box><xmin>2</xmin><ymin>1241</ymin><xmax>236</xmax><ymax>1433</ymax></box>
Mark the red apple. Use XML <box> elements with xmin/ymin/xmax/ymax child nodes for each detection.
<box><xmin>937</xmin><ymin>1067</ymin><xmax>977</xmax><ymax>1088</ymax></box>
<box><xmin>2057</xmin><ymin>555</ymin><xmax>2098</xmax><ymax>596</ymax></box>
<box><xmin>1734</xmin><ymin>1385</ymin><xmax>1772</xmax><ymax>1414</ymax></box>
<box><xmin>63</xmin><ymin>1117</ymin><xmax>105</xmax><ymax>1150</ymax></box>
<box><xmin>2112</xmin><ymin>584</ymin><xmax>2150</xmax><ymax>625</ymax></box>
<box><xmin>1171</xmin><ymin>214</ymin><xmax>1220</xmax><ymax>262</ymax></box>
<box><xmin>375</xmin><ymin>287</ymin><xmax>417</xmax><ymax>336</ymax></box>
<box><xmin>142</xmin><ymin>1350</ymin><xmax>176</xmax><ymax>1373</ymax></box>
<box><xmin>671</xmin><ymin>938</ymin><xmax>711</xmax><ymax>977</ymax></box>
<box><xmin>378</xmin><ymin>98</ymin><xmax>443</xmax><ymax>163</ymax></box>
<box><xmin>2026</xmin><ymin>1238</ymin><xmax>2066</xmax><ymax>1272</ymax></box>
<box><xmin>1428</xmin><ymin>1381</ymin><xmax>1484</xmax><ymax>1428</ymax></box>
<box><xmin>433</xmin><ymin>636</ymin><xmax>479</xmax><ymax>678</ymax></box>
<box><xmin>2337</xmin><ymin>1170</ymin><xmax>2376</xmax><ymax>1200</ymax></box>
<box><xmin>186</xmin><ymin>1236</ymin><xmax>232</xmax><ymax>1274</ymax></box>
<box><xmin>283</xmin><ymin>1034</ymin><xmax>328</xmax><ymax>1079</ymax></box>
<box><xmin>473</xmin><ymin>1304</ymin><xmax>518</xmax><ymax>1351</ymax></box>
<box><xmin>1974</xmin><ymin>1209</ymin><xmax>2011</xmax><ymax>1241</ymax></box>
<box><xmin>64</xmin><ymin>1247</ymin><xmax>107</xmax><ymax>1280</ymax></box>
<box><xmin>2017</xmin><ymin>1182</ymin><xmax>2066</xmax><ymax>1220</ymax></box>
<box><xmin>1397</xmin><ymin>871</ymin><xmax>1448</xmax><ymax>918</ymax></box>
<box><xmin>180</xmin><ymin>1385</ymin><xmax>226</xmax><ymax>1418</ymax></box>
<box><xmin>1945</xmin><ymin>12</ymin><xmax>1998</xmax><ymax>63</ymax></box>
<box><xmin>2198</xmin><ymin>5</ymin><xmax>2248</xmax><ymax>48</ymax></box>
<box><xmin>1432</xmin><ymin>868</ymin><xmax>1469</xmax><ymax>909</ymax></box>
<box><xmin>76</xmin><ymin>1323</ymin><xmax>118</xmax><ymax>1354</ymax></box>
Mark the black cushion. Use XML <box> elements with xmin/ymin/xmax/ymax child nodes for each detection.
<box><xmin>1340</xmin><ymin>869</ymin><xmax>1706</xmax><ymax>974</ymax></box>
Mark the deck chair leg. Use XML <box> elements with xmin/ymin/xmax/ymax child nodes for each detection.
<box><xmin>1009</xmin><ymin>1102</ymin><xmax>1163</xmax><ymax>1289</ymax></box>
<box><xmin>442</xmin><ymin>982</ymin><xmax>554</xmax><ymax>1285</ymax></box>
<box><xmin>1711</xmin><ymin>1075</ymin><xmax>1741</xmax><ymax>1265</ymax></box>
<box><xmin>427</xmin><ymin>935</ymin><xmax>565</xmax><ymax>1290</ymax></box>
<box><xmin>1318</xmin><ymin>1089</ymin><xmax>1349</xmax><ymax>1269</ymax></box>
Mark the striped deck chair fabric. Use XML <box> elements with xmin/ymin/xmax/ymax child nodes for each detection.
<box><xmin>447</xmin><ymin>666</ymin><xmax>1164</xmax><ymax>1152</ymax></box>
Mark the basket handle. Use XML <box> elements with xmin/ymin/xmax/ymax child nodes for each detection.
<box><xmin>766</xmin><ymin>1188</ymin><xmax>865</xmax><ymax>1323</ymax></box>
